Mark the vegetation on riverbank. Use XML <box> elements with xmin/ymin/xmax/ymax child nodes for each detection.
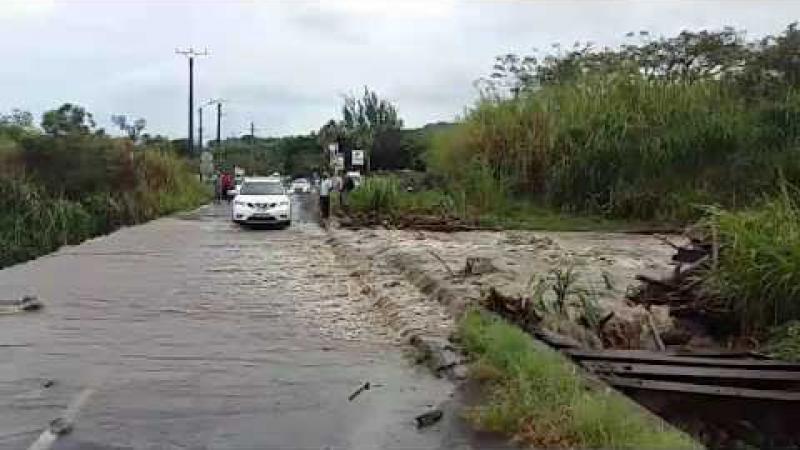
<box><xmin>701</xmin><ymin>187</ymin><xmax>800</xmax><ymax>336</ymax></box>
<box><xmin>346</xmin><ymin>175</ymin><xmax>657</xmax><ymax>231</ymax></box>
<box><xmin>458</xmin><ymin>310</ymin><xmax>697</xmax><ymax>449</ymax></box>
<box><xmin>0</xmin><ymin>104</ymin><xmax>209</xmax><ymax>268</ymax></box>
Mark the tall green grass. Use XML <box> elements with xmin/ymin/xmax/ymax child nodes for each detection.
<box><xmin>703</xmin><ymin>187</ymin><xmax>800</xmax><ymax>334</ymax></box>
<box><xmin>429</xmin><ymin>75</ymin><xmax>800</xmax><ymax>221</ymax></box>
<box><xmin>349</xmin><ymin>176</ymin><xmax>401</xmax><ymax>216</ymax></box>
<box><xmin>0</xmin><ymin>149</ymin><xmax>209</xmax><ymax>268</ymax></box>
<box><xmin>348</xmin><ymin>176</ymin><xmax>461</xmax><ymax>217</ymax></box>
<box><xmin>459</xmin><ymin>310</ymin><xmax>697</xmax><ymax>449</ymax></box>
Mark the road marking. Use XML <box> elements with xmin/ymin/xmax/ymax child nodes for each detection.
<box><xmin>27</xmin><ymin>388</ymin><xmax>95</xmax><ymax>450</ymax></box>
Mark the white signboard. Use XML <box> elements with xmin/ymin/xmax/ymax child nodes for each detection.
<box><xmin>200</xmin><ymin>151</ymin><xmax>214</xmax><ymax>180</ymax></box>
<box><xmin>328</xmin><ymin>142</ymin><xmax>339</xmax><ymax>155</ymax></box>
<box><xmin>335</xmin><ymin>155</ymin><xmax>345</xmax><ymax>170</ymax></box>
<box><xmin>352</xmin><ymin>150</ymin><xmax>365</xmax><ymax>166</ymax></box>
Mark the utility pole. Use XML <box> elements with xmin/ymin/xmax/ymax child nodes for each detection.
<box><xmin>197</xmin><ymin>106</ymin><xmax>203</xmax><ymax>152</ymax></box>
<box><xmin>216</xmin><ymin>102</ymin><xmax>222</xmax><ymax>147</ymax></box>
<box><xmin>250</xmin><ymin>121</ymin><xmax>255</xmax><ymax>145</ymax></box>
<box><xmin>175</xmin><ymin>47</ymin><xmax>208</xmax><ymax>155</ymax></box>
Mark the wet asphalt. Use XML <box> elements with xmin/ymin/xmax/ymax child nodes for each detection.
<box><xmin>0</xmin><ymin>195</ymin><xmax>492</xmax><ymax>450</ymax></box>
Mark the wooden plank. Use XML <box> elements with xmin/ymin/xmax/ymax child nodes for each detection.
<box><xmin>566</xmin><ymin>349</ymin><xmax>800</xmax><ymax>370</ymax></box>
<box><xmin>583</xmin><ymin>361</ymin><xmax>800</xmax><ymax>382</ymax></box>
<box><xmin>605</xmin><ymin>376</ymin><xmax>800</xmax><ymax>401</ymax></box>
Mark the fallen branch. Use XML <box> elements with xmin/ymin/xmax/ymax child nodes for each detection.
<box><xmin>426</xmin><ymin>249</ymin><xmax>455</xmax><ymax>277</ymax></box>
<box><xmin>646</xmin><ymin>309</ymin><xmax>666</xmax><ymax>352</ymax></box>
<box><xmin>348</xmin><ymin>382</ymin><xmax>371</xmax><ymax>401</ymax></box>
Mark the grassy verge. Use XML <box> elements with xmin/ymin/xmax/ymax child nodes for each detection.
<box><xmin>346</xmin><ymin>176</ymin><xmax>660</xmax><ymax>232</ymax></box>
<box><xmin>458</xmin><ymin>310</ymin><xmax>698</xmax><ymax>449</ymax></box>
<box><xmin>477</xmin><ymin>201</ymin><xmax>674</xmax><ymax>232</ymax></box>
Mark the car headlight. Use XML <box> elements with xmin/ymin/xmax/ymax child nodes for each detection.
<box><xmin>234</xmin><ymin>201</ymin><xmax>246</xmax><ymax>207</ymax></box>
<box><xmin>279</xmin><ymin>201</ymin><xmax>290</xmax><ymax>206</ymax></box>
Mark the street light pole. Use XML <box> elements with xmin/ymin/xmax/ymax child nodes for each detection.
<box><xmin>175</xmin><ymin>47</ymin><xmax>208</xmax><ymax>155</ymax></box>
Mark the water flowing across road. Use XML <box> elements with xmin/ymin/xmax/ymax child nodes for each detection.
<box><xmin>0</xmin><ymin>197</ymin><xmax>488</xmax><ymax>449</ymax></box>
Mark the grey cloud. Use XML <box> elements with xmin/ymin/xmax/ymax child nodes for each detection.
<box><xmin>1</xmin><ymin>1</ymin><xmax>799</xmax><ymax>138</ymax></box>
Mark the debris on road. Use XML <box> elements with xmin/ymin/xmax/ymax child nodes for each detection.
<box><xmin>338</xmin><ymin>213</ymin><xmax>498</xmax><ymax>232</ymax></box>
<box><xmin>20</xmin><ymin>296</ymin><xmax>43</xmax><ymax>311</ymax></box>
<box><xmin>0</xmin><ymin>295</ymin><xmax>43</xmax><ymax>314</ymax></box>
<box><xmin>348</xmin><ymin>382</ymin><xmax>371</xmax><ymax>401</ymax></box>
<box><xmin>414</xmin><ymin>409</ymin><xmax>443</xmax><ymax>429</ymax></box>
<box><xmin>49</xmin><ymin>417</ymin><xmax>73</xmax><ymax>436</ymax></box>
<box><xmin>462</xmin><ymin>257</ymin><xmax>497</xmax><ymax>276</ymax></box>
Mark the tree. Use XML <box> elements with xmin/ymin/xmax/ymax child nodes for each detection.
<box><xmin>41</xmin><ymin>103</ymin><xmax>95</xmax><ymax>136</ymax></box>
<box><xmin>111</xmin><ymin>114</ymin><xmax>146</xmax><ymax>142</ymax></box>
<box><xmin>338</xmin><ymin>87</ymin><xmax>403</xmax><ymax>171</ymax></box>
<box><xmin>341</xmin><ymin>87</ymin><xmax>403</xmax><ymax>148</ymax></box>
<box><xmin>0</xmin><ymin>109</ymin><xmax>36</xmax><ymax>141</ymax></box>
<box><xmin>481</xmin><ymin>26</ymin><xmax>755</xmax><ymax>94</ymax></box>
<box><xmin>0</xmin><ymin>109</ymin><xmax>34</xmax><ymax>128</ymax></box>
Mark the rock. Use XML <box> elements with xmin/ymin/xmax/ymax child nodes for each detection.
<box><xmin>415</xmin><ymin>409</ymin><xmax>443</xmax><ymax>429</ymax></box>
<box><xmin>49</xmin><ymin>417</ymin><xmax>72</xmax><ymax>436</ymax></box>
<box><xmin>448</xmin><ymin>365</ymin><xmax>469</xmax><ymax>380</ymax></box>
<box><xmin>18</xmin><ymin>296</ymin><xmax>43</xmax><ymax>312</ymax></box>
<box><xmin>661</xmin><ymin>328</ymin><xmax>691</xmax><ymax>346</ymax></box>
<box><xmin>463</xmin><ymin>257</ymin><xmax>497</xmax><ymax>276</ymax></box>
<box><xmin>410</xmin><ymin>335</ymin><xmax>466</xmax><ymax>377</ymax></box>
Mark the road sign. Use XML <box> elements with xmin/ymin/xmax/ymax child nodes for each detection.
<box><xmin>200</xmin><ymin>151</ymin><xmax>214</xmax><ymax>180</ymax></box>
<box><xmin>352</xmin><ymin>150</ymin><xmax>364</xmax><ymax>166</ymax></box>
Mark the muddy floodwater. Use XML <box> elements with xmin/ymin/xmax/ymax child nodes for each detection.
<box><xmin>0</xmin><ymin>197</ymin><xmax>488</xmax><ymax>449</ymax></box>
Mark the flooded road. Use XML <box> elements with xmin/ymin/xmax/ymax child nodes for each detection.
<box><xmin>0</xmin><ymin>196</ymin><xmax>480</xmax><ymax>449</ymax></box>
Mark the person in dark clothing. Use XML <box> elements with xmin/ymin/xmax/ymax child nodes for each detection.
<box><xmin>341</xmin><ymin>175</ymin><xmax>355</xmax><ymax>211</ymax></box>
<box><xmin>319</xmin><ymin>173</ymin><xmax>332</xmax><ymax>222</ymax></box>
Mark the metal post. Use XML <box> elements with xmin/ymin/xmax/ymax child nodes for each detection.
<box><xmin>198</xmin><ymin>106</ymin><xmax>203</xmax><ymax>152</ymax></box>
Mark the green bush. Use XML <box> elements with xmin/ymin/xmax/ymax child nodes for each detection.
<box><xmin>703</xmin><ymin>187</ymin><xmax>800</xmax><ymax>333</ymax></box>
<box><xmin>766</xmin><ymin>321</ymin><xmax>800</xmax><ymax>361</ymax></box>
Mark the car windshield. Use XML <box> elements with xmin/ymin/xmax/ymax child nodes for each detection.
<box><xmin>240</xmin><ymin>182</ymin><xmax>284</xmax><ymax>195</ymax></box>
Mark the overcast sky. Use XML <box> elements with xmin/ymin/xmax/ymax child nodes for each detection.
<box><xmin>1</xmin><ymin>1</ymin><xmax>798</xmax><ymax>140</ymax></box>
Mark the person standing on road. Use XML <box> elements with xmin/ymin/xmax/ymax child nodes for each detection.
<box><xmin>214</xmin><ymin>171</ymin><xmax>224</xmax><ymax>203</ymax></box>
<box><xmin>221</xmin><ymin>171</ymin><xmax>233</xmax><ymax>202</ymax></box>
<box><xmin>319</xmin><ymin>173</ymin><xmax>332</xmax><ymax>223</ymax></box>
<box><xmin>341</xmin><ymin>174</ymin><xmax>355</xmax><ymax>211</ymax></box>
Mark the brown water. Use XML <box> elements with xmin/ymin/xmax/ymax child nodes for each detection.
<box><xmin>0</xmin><ymin>197</ymin><xmax>490</xmax><ymax>449</ymax></box>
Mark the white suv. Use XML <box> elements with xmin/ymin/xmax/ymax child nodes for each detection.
<box><xmin>232</xmin><ymin>177</ymin><xmax>291</xmax><ymax>228</ymax></box>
